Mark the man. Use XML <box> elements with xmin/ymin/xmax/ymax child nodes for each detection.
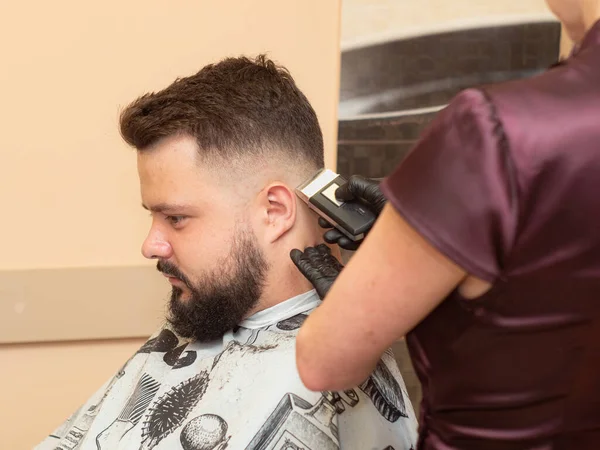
<box><xmin>36</xmin><ymin>55</ymin><xmax>417</xmax><ymax>450</ymax></box>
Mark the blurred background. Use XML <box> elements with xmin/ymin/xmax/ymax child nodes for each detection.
<box><xmin>0</xmin><ymin>1</ymin><xmax>567</xmax><ymax>448</ymax></box>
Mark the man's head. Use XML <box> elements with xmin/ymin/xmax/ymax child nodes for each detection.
<box><xmin>120</xmin><ymin>55</ymin><xmax>325</xmax><ymax>342</ymax></box>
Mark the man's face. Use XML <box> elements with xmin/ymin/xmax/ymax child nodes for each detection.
<box><xmin>137</xmin><ymin>135</ymin><xmax>268</xmax><ymax>342</ymax></box>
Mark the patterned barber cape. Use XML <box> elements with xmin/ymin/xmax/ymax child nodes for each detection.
<box><xmin>36</xmin><ymin>290</ymin><xmax>418</xmax><ymax>450</ymax></box>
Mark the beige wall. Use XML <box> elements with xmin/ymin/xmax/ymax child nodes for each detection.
<box><xmin>341</xmin><ymin>0</ymin><xmax>556</xmax><ymax>50</ymax></box>
<box><xmin>0</xmin><ymin>1</ymin><xmax>342</xmax><ymax>448</ymax></box>
<box><xmin>0</xmin><ymin>0</ymin><xmax>341</xmax><ymax>272</ymax></box>
<box><xmin>0</xmin><ymin>339</ymin><xmax>146</xmax><ymax>449</ymax></box>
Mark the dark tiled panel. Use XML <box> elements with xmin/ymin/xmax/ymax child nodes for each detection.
<box><xmin>339</xmin><ymin>113</ymin><xmax>434</xmax><ymax>141</ymax></box>
<box><xmin>339</xmin><ymin>22</ymin><xmax>561</xmax><ymax>113</ymax></box>
<box><xmin>337</xmin><ymin>22</ymin><xmax>561</xmax><ymax>178</ymax></box>
<box><xmin>338</xmin><ymin>143</ymin><xmax>413</xmax><ymax>179</ymax></box>
<box><xmin>338</xmin><ymin>111</ymin><xmax>437</xmax><ymax>178</ymax></box>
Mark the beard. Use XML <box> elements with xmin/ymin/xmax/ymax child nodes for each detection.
<box><xmin>156</xmin><ymin>227</ymin><xmax>268</xmax><ymax>342</ymax></box>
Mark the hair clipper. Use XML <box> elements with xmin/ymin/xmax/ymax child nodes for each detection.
<box><xmin>296</xmin><ymin>169</ymin><xmax>376</xmax><ymax>242</ymax></box>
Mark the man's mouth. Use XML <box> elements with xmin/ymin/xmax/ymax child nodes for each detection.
<box><xmin>163</xmin><ymin>273</ymin><xmax>184</xmax><ymax>286</ymax></box>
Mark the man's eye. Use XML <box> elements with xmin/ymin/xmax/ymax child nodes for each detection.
<box><xmin>166</xmin><ymin>216</ymin><xmax>186</xmax><ymax>226</ymax></box>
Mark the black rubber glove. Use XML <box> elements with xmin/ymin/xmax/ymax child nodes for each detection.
<box><xmin>290</xmin><ymin>244</ymin><xmax>344</xmax><ymax>299</ymax></box>
<box><xmin>320</xmin><ymin>175</ymin><xmax>387</xmax><ymax>251</ymax></box>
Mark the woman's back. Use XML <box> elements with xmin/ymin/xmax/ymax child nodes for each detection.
<box><xmin>381</xmin><ymin>21</ymin><xmax>600</xmax><ymax>449</ymax></box>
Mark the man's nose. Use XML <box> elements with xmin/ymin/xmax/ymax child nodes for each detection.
<box><xmin>141</xmin><ymin>227</ymin><xmax>173</xmax><ymax>260</ymax></box>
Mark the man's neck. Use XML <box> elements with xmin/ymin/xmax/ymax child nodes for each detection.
<box><xmin>250</xmin><ymin>256</ymin><xmax>319</xmax><ymax>315</ymax></box>
<box><xmin>250</xmin><ymin>211</ymin><xmax>342</xmax><ymax>315</ymax></box>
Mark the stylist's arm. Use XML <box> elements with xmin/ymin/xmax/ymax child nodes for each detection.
<box><xmin>290</xmin><ymin>88</ymin><xmax>503</xmax><ymax>392</ymax></box>
<box><xmin>293</xmin><ymin>202</ymin><xmax>466</xmax><ymax>391</ymax></box>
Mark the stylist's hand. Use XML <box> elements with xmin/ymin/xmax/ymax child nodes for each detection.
<box><xmin>290</xmin><ymin>244</ymin><xmax>344</xmax><ymax>299</ymax></box>
<box><xmin>320</xmin><ymin>175</ymin><xmax>387</xmax><ymax>251</ymax></box>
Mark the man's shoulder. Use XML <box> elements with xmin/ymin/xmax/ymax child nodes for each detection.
<box><xmin>37</xmin><ymin>321</ymin><xmax>418</xmax><ymax>450</ymax></box>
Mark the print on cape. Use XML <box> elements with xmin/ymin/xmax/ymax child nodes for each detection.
<box><xmin>139</xmin><ymin>371</ymin><xmax>210</xmax><ymax>450</ymax></box>
<box><xmin>95</xmin><ymin>373</ymin><xmax>161</xmax><ymax>449</ymax></box>
<box><xmin>246</xmin><ymin>389</ymin><xmax>360</xmax><ymax>450</ymax></box>
<box><xmin>359</xmin><ymin>359</ymin><xmax>408</xmax><ymax>422</ymax></box>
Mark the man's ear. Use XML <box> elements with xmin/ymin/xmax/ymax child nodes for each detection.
<box><xmin>260</xmin><ymin>183</ymin><xmax>297</xmax><ymax>244</ymax></box>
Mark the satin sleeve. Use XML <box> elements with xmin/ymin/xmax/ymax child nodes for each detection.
<box><xmin>380</xmin><ymin>89</ymin><xmax>519</xmax><ymax>282</ymax></box>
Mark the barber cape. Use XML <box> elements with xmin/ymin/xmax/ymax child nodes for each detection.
<box><xmin>36</xmin><ymin>291</ymin><xmax>418</xmax><ymax>450</ymax></box>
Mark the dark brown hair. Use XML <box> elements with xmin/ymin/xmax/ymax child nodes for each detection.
<box><xmin>119</xmin><ymin>54</ymin><xmax>324</xmax><ymax>170</ymax></box>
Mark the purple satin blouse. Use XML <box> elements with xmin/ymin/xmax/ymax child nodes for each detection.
<box><xmin>381</xmin><ymin>21</ymin><xmax>600</xmax><ymax>449</ymax></box>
